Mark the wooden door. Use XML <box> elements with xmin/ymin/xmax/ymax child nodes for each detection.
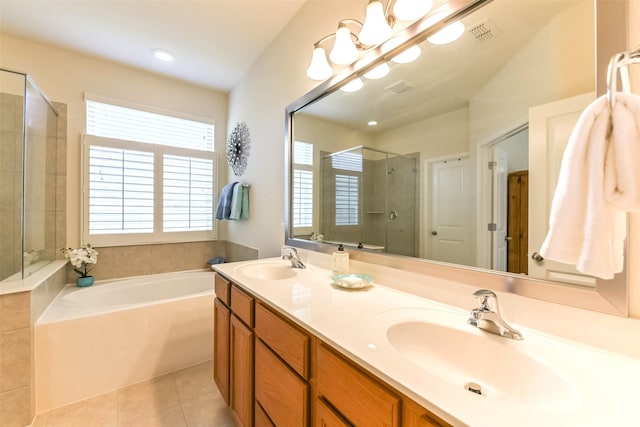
<box><xmin>213</xmin><ymin>299</ymin><xmax>230</xmax><ymax>404</ymax></box>
<box><xmin>507</xmin><ymin>171</ymin><xmax>529</xmax><ymax>274</ymax></box>
<box><xmin>230</xmin><ymin>314</ymin><xmax>254</xmax><ymax>427</ymax></box>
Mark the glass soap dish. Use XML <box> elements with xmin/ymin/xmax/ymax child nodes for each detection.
<box><xmin>332</xmin><ymin>273</ymin><xmax>374</xmax><ymax>290</ymax></box>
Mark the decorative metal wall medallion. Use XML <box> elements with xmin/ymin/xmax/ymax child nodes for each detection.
<box><xmin>226</xmin><ymin>122</ymin><xmax>250</xmax><ymax>176</ymax></box>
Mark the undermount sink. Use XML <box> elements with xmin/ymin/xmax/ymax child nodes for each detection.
<box><xmin>371</xmin><ymin>308</ymin><xmax>577</xmax><ymax>412</ymax></box>
<box><xmin>235</xmin><ymin>261</ymin><xmax>298</xmax><ymax>280</ymax></box>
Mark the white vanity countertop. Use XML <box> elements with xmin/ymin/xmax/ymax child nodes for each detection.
<box><xmin>214</xmin><ymin>258</ymin><xmax>640</xmax><ymax>427</ymax></box>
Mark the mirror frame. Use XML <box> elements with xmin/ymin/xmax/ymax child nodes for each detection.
<box><xmin>285</xmin><ymin>0</ymin><xmax>629</xmax><ymax>316</ymax></box>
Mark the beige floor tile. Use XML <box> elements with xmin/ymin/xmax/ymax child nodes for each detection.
<box><xmin>29</xmin><ymin>411</ymin><xmax>49</xmax><ymax>427</ymax></box>
<box><xmin>117</xmin><ymin>374</ymin><xmax>181</xmax><ymax>422</ymax></box>
<box><xmin>182</xmin><ymin>390</ymin><xmax>235</xmax><ymax>427</ymax></box>
<box><xmin>173</xmin><ymin>361</ymin><xmax>216</xmax><ymax>403</ymax></box>
<box><xmin>46</xmin><ymin>391</ymin><xmax>117</xmax><ymax>427</ymax></box>
<box><xmin>116</xmin><ymin>404</ymin><xmax>186</xmax><ymax>427</ymax></box>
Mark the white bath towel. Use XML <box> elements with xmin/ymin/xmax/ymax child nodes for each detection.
<box><xmin>540</xmin><ymin>93</ymin><xmax>640</xmax><ymax>279</ymax></box>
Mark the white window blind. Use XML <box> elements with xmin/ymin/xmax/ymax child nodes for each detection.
<box><xmin>86</xmin><ymin>100</ymin><xmax>214</xmax><ymax>152</ymax></box>
<box><xmin>84</xmin><ymin>98</ymin><xmax>217</xmax><ymax>245</ymax></box>
<box><xmin>88</xmin><ymin>145</ymin><xmax>154</xmax><ymax>234</ymax></box>
<box><xmin>163</xmin><ymin>155</ymin><xmax>214</xmax><ymax>232</ymax></box>
<box><xmin>293</xmin><ymin>141</ymin><xmax>314</xmax><ymax>228</ymax></box>
<box><xmin>335</xmin><ymin>174</ymin><xmax>359</xmax><ymax>226</ymax></box>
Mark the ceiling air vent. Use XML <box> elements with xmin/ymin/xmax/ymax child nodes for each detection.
<box><xmin>385</xmin><ymin>79</ymin><xmax>415</xmax><ymax>95</ymax></box>
<box><xmin>468</xmin><ymin>18</ymin><xmax>503</xmax><ymax>43</ymax></box>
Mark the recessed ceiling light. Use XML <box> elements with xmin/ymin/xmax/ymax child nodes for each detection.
<box><xmin>368</xmin><ymin>120</ymin><xmax>378</xmax><ymax>126</ymax></box>
<box><xmin>152</xmin><ymin>48</ymin><xmax>175</xmax><ymax>62</ymax></box>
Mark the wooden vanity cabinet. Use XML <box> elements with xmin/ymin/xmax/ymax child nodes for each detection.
<box><xmin>213</xmin><ymin>273</ymin><xmax>254</xmax><ymax>427</ymax></box>
<box><xmin>213</xmin><ymin>272</ymin><xmax>451</xmax><ymax>427</ymax></box>
<box><xmin>254</xmin><ymin>302</ymin><xmax>311</xmax><ymax>426</ymax></box>
<box><xmin>315</xmin><ymin>341</ymin><xmax>401</xmax><ymax>427</ymax></box>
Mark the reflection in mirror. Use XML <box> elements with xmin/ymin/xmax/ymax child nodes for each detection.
<box><xmin>291</xmin><ymin>0</ymin><xmax>602</xmax><ymax>287</ymax></box>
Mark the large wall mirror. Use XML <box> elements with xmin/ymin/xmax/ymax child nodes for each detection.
<box><xmin>285</xmin><ymin>0</ymin><xmax>629</xmax><ymax>315</ymax></box>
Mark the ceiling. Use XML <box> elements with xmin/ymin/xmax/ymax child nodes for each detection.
<box><xmin>0</xmin><ymin>0</ymin><xmax>307</xmax><ymax>92</ymax></box>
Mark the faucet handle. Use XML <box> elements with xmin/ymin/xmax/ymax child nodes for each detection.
<box><xmin>473</xmin><ymin>289</ymin><xmax>497</xmax><ymax>311</ymax></box>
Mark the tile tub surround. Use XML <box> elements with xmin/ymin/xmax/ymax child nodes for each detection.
<box><xmin>0</xmin><ymin>292</ymin><xmax>31</xmax><ymax>427</ymax></box>
<box><xmin>30</xmin><ymin>360</ymin><xmax>235</xmax><ymax>427</ymax></box>
<box><xmin>70</xmin><ymin>240</ymin><xmax>258</xmax><ymax>282</ymax></box>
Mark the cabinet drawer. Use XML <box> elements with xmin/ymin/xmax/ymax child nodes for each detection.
<box><xmin>255</xmin><ymin>302</ymin><xmax>310</xmax><ymax>378</ymax></box>
<box><xmin>231</xmin><ymin>285</ymin><xmax>254</xmax><ymax>327</ymax></box>
<box><xmin>255</xmin><ymin>339</ymin><xmax>309</xmax><ymax>427</ymax></box>
<box><xmin>316</xmin><ymin>342</ymin><xmax>400</xmax><ymax>427</ymax></box>
<box><xmin>214</xmin><ymin>274</ymin><xmax>230</xmax><ymax>306</ymax></box>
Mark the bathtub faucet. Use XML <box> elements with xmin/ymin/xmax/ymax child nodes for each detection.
<box><xmin>281</xmin><ymin>246</ymin><xmax>306</xmax><ymax>269</ymax></box>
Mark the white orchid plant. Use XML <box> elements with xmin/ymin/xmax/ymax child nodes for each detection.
<box><xmin>61</xmin><ymin>244</ymin><xmax>99</xmax><ymax>278</ymax></box>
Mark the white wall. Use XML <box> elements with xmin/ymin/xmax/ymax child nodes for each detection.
<box><xmin>0</xmin><ymin>34</ymin><xmax>229</xmax><ymax>248</ymax></box>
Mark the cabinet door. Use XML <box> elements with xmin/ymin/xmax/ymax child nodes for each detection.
<box><xmin>230</xmin><ymin>314</ymin><xmax>254</xmax><ymax>427</ymax></box>
<box><xmin>255</xmin><ymin>339</ymin><xmax>308</xmax><ymax>426</ymax></box>
<box><xmin>213</xmin><ymin>299</ymin><xmax>230</xmax><ymax>404</ymax></box>
<box><xmin>402</xmin><ymin>397</ymin><xmax>451</xmax><ymax>427</ymax></box>
<box><xmin>316</xmin><ymin>398</ymin><xmax>352</xmax><ymax>427</ymax></box>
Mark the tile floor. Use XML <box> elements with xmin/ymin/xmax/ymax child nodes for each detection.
<box><xmin>30</xmin><ymin>360</ymin><xmax>235</xmax><ymax>427</ymax></box>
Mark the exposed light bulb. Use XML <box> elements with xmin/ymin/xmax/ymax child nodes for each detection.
<box><xmin>340</xmin><ymin>78</ymin><xmax>364</xmax><ymax>92</ymax></box>
<box><xmin>330</xmin><ymin>25</ymin><xmax>359</xmax><ymax>65</ymax></box>
<box><xmin>391</xmin><ymin>45</ymin><xmax>421</xmax><ymax>63</ymax></box>
<box><xmin>427</xmin><ymin>20</ymin><xmax>465</xmax><ymax>45</ymax></box>
<box><xmin>368</xmin><ymin>120</ymin><xmax>378</xmax><ymax>126</ymax></box>
<box><xmin>363</xmin><ymin>63</ymin><xmax>390</xmax><ymax>79</ymax></box>
<box><xmin>306</xmin><ymin>47</ymin><xmax>333</xmax><ymax>80</ymax></box>
<box><xmin>359</xmin><ymin>0</ymin><xmax>393</xmax><ymax>46</ymax></box>
<box><xmin>393</xmin><ymin>0</ymin><xmax>434</xmax><ymax>21</ymax></box>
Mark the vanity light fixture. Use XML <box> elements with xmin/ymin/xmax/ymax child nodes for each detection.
<box><xmin>305</xmin><ymin>0</ymin><xmax>437</xmax><ymax>81</ymax></box>
<box><xmin>363</xmin><ymin>63</ymin><xmax>391</xmax><ymax>79</ymax></box>
<box><xmin>368</xmin><ymin>120</ymin><xmax>378</xmax><ymax>126</ymax></box>
<box><xmin>152</xmin><ymin>48</ymin><xmax>175</xmax><ymax>62</ymax></box>
<box><xmin>427</xmin><ymin>19</ymin><xmax>466</xmax><ymax>45</ymax></box>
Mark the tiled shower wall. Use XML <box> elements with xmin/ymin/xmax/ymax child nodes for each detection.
<box><xmin>0</xmin><ymin>92</ymin><xmax>24</xmax><ymax>280</ymax></box>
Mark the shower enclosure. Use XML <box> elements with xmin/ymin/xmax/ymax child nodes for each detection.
<box><xmin>320</xmin><ymin>146</ymin><xmax>418</xmax><ymax>256</ymax></box>
<box><xmin>0</xmin><ymin>69</ymin><xmax>59</xmax><ymax>282</ymax></box>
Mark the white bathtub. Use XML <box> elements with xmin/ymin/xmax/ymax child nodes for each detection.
<box><xmin>35</xmin><ymin>270</ymin><xmax>215</xmax><ymax>412</ymax></box>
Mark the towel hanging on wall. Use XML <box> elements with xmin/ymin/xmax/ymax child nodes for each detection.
<box><xmin>539</xmin><ymin>93</ymin><xmax>640</xmax><ymax>279</ymax></box>
<box><xmin>216</xmin><ymin>182</ymin><xmax>250</xmax><ymax>221</ymax></box>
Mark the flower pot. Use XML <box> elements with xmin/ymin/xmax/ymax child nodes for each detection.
<box><xmin>76</xmin><ymin>276</ymin><xmax>95</xmax><ymax>287</ymax></box>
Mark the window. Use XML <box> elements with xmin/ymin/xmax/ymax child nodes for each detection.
<box><xmin>84</xmin><ymin>98</ymin><xmax>216</xmax><ymax>245</ymax></box>
<box><xmin>335</xmin><ymin>174</ymin><xmax>359</xmax><ymax>226</ymax></box>
<box><xmin>293</xmin><ymin>141</ymin><xmax>314</xmax><ymax>230</ymax></box>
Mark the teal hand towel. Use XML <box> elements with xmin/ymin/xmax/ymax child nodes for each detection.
<box><xmin>230</xmin><ymin>183</ymin><xmax>243</xmax><ymax>220</ymax></box>
<box><xmin>240</xmin><ymin>185</ymin><xmax>250</xmax><ymax>220</ymax></box>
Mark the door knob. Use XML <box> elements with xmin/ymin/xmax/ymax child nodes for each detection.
<box><xmin>431</xmin><ymin>231</ymin><xmax>437</xmax><ymax>236</ymax></box>
<box><xmin>531</xmin><ymin>252</ymin><xmax>544</xmax><ymax>262</ymax></box>
<box><xmin>505</xmin><ymin>236</ymin><xmax>512</xmax><ymax>241</ymax></box>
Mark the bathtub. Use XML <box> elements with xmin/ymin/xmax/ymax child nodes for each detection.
<box><xmin>35</xmin><ymin>270</ymin><xmax>215</xmax><ymax>412</ymax></box>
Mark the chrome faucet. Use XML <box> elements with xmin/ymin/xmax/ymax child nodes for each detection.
<box><xmin>281</xmin><ymin>246</ymin><xmax>306</xmax><ymax>269</ymax></box>
<box><xmin>468</xmin><ymin>289</ymin><xmax>523</xmax><ymax>340</ymax></box>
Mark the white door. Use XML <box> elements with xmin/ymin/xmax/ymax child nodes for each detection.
<box><xmin>428</xmin><ymin>157</ymin><xmax>473</xmax><ymax>266</ymax></box>
<box><xmin>492</xmin><ymin>148</ymin><xmax>508</xmax><ymax>271</ymax></box>
<box><xmin>528</xmin><ymin>92</ymin><xmax>597</xmax><ymax>287</ymax></box>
